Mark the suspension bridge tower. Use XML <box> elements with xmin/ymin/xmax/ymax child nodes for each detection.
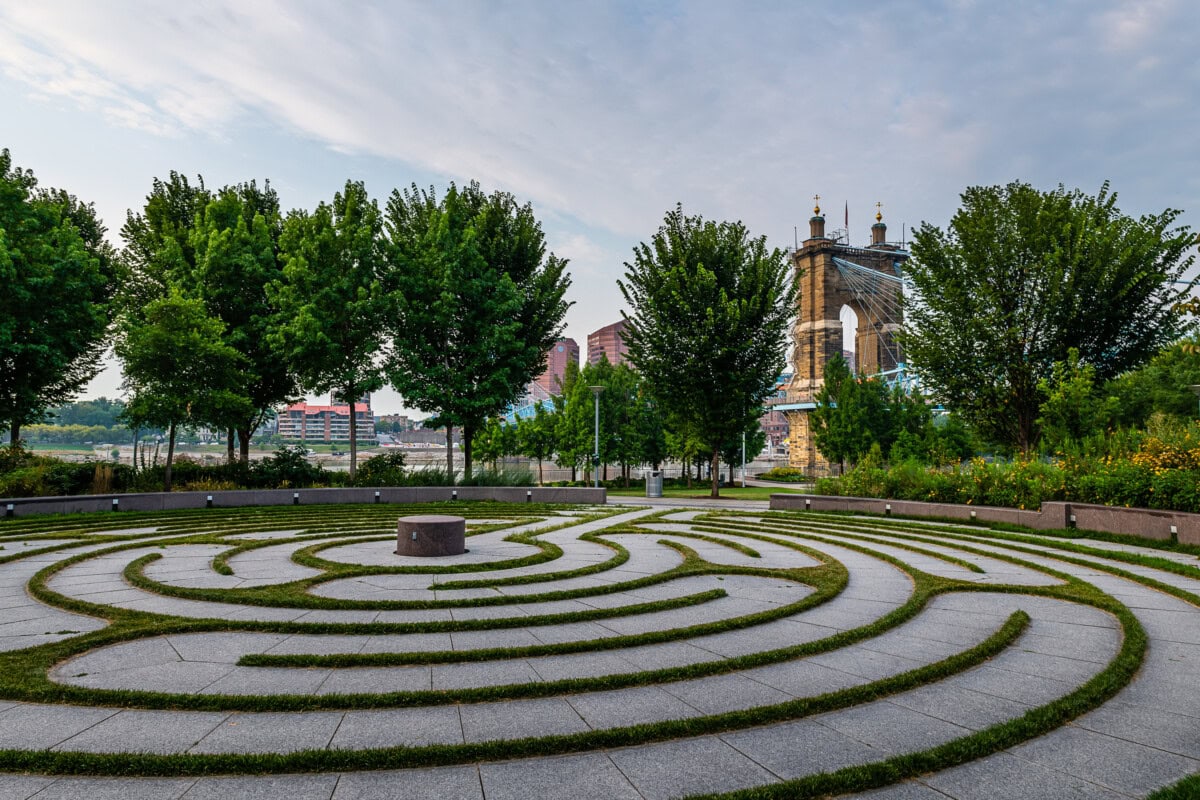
<box><xmin>782</xmin><ymin>198</ymin><xmax>909</xmax><ymax>476</ymax></box>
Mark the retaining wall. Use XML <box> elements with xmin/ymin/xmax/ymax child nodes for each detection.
<box><xmin>770</xmin><ymin>494</ymin><xmax>1200</xmax><ymax>546</ymax></box>
<box><xmin>1</xmin><ymin>486</ymin><xmax>607</xmax><ymax>518</ymax></box>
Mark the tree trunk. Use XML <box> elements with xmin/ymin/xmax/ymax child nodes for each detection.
<box><xmin>570</xmin><ymin>464</ymin><xmax>576</xmax><ymax>483</ymax></box>
<box><xmin>602</xmin><ymin>463</ymin><xmax>608</xmax><ymax>482</ymax></box>
<box><xmin>463</xmin><ymin>424</ymin><xmax>474</xmax><ymax>483</ymax></box>
<box><xmin>9</xmin><ymin>421</ymin><xmax>20</xmax><ymax>448</ymax></box>
<box><xmin>623</xmin><ymin>464</ymin><xmax>629</xmax><ymax>488</ymax></box>
<box><xmin>709</xmin><ymin>450</ymin><xmax>721</xmax><ymax>498</ymax></box>
<box><xmin>348</xmin><ymin>401</ymin><xmax>358</xmax><ymax>480</ymax></box>
<box><xmin>226</xmin><ymin>428</ymin><xmax>235</xmax><ymax>464</ymax></box>
<box><xmin>537</xmin><ymin>457</ymin><xmax>543</xmax><ymax>485</ymax></box>
<box><xmin>445</xmin><ymin>425</ymin><xmax>455</xmax><ymax>485</ymax></box>
<box><xmin>685</xmin><ymin>459</ymin><xmax>692</xmax><ymax>488</ymax></box>
<box><xmin>238</xmin><ymin>428</ymin><xmax>251</xmax><ymax>463</ymax></box>
<box><xmin>163</xmin><ymin>422</ymin><xmax>177</xmax><ymax>492</ymax></box>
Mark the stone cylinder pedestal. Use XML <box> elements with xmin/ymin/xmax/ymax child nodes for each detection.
<box><xmin>395</xmin><ymin>514</ymin><xmax>466</xmax><ymax>556</ymax></box>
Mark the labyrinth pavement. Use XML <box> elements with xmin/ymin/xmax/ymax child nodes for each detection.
<box><xmin>0</xmin><ymin>499</ymin><xmax>1198</xmax><ymax>799</ymax></box>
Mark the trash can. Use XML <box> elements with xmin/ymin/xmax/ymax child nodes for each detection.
<box><xmin>646</xmin><ymin>470</ymin><xmax>663</xmax><ymax>498</ymax></box>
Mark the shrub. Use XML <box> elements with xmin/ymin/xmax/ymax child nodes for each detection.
<box><xmin>251</xmin><ymin>446</ymin><xmax>327</xmax><ymax>488</ymax></box>
<box><xmin>354</xmin><ymin>452</ymin><xmax>408</xmax><ymax>486</ymax></box>
<box><xmin>459</xmin><ymin>467</ymin><xmax>535</xmax><ymax>487</ymax></box>
<box><xmin>758</xmin><ymin>466</ymin><xmax>811</xmax><ymax>482</ymax></box>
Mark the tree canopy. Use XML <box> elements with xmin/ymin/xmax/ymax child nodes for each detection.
<box><xmin>383</xmin><ymin>182</ymin><xmax>571</xmax><ymax>482</ymax></box>
<box><xmin>903</xmin><ymin>181</ymin><xmax>1196</xmax><ymax>452</ymax></box>
<box><xmin>619</xmin><ymin>205</ymin><xmax>794</xmax><ymax>497</ymax></box>
<box><xmin>115</xmin><ymin>289</ymin><xmax>246</xmax><ymax>490</ymax></box>
<box><xmin>0</xmin><ymin>149</ymin><xmax>115</xmax><ymax>443</ymax></box>
<box><xmin>270</xmin><ymin>181</ymin><xmax>389</xmax><ymax>478</ymax></box>
<box><xmin>189</xmin><ymin>182</ymin><xmax>296</xmax><ymax>459</ymax></box>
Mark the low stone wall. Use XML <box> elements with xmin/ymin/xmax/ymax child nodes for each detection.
<box><xmin>770</xmin><ymin>493</ymin><xmax>1200</xmax><ymax>546</ymax></box>
<box><xmin>1</xmin><ymin>486</ymin><xmax>607</xmax><ymax>518</ymax></box>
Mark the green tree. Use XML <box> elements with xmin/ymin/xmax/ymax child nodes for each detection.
<box><xmin>811</xmin><ymin>356</ymin><xmax>892</xmax><ymax>472</ymax></box>
<box><xmin>471</xmin><ymin>417</ymin><xmax>517</xmax><ymax>471</ymax></box>
<box><xmin>115</xmin><ymin>289</ymin><xmax>246</xmax><ymax>490</ymax></box>
<box><xmin>189</xmin><ymin>183</ymin><xmax>296</xmax><ymax>462</ymax></box>
<box><xmin>557</xmin><ymin>359</ymin><xmax>614</xmax><ymax>483</ymax></box>
<box><xmin>721</xmin><ymin>423</ymin><xmax>766</xmax><ymax>487</ymax></box>
<box><xmin>1036</xmin><ymin>348</ymin><xmax>1118</xmax><ymax>452</ymax></box>
<box><xmin>620</xmin><ymin>205</ymin><xmax>794</xmax><ymax>497</ymax></box>
<box><xmin>383</xmin><ymin>182</ymin><xmax>571</xmax><ymax>483</ymax></box>
<box><xmin>637</xmin><ymin>395</ymin><xmax>669</xmax><ymax>471</ymax></box>
<box><xmin>1106</xmin><ymin>336</ymin><xmax>1200</xmax><ymax>426</ymax></box>
<box><xmin>665</xmin><ymin>422</ymin><xmax>704</xmax><ymax>487</ymax></box>
<box><xmin>606</xmin><ymin>363</ymin><xmax>645</xmax><ymax>486</ymax></box>
<box><xmin>50</xmin><ymin>398</ymin><xmax>127</xmax><ymax>428</ymax></box>
<box><xmin>0</xmin><ymin>150</ymin><xmax>115</xmax><ymax>444</ymax></box>
<box><xmin>553</xmin><ymin>359</ymin><xmax>584</xmax><ymax>481</ymax></box>
<box><xmin>518</xmin><ymin>403</ymin><xmax>558</xmax><ymax>485</ymax></box>
<box><xmin>904</xmin><ymin>181</ymin><xmax>1196</xmax><ymax>453</ymax></box>
<box><xmin>120</xmin><ymin>172</ymin><xmax>210</xmax><ymax>311</ymax></box>
<box><xmin>270</xmin><ymin>181</ymin><xmax>389</xmax><ymax>479</ymax></box>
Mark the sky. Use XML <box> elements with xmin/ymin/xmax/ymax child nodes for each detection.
<box><xmin>2</xmin><ymin>1</ymin><xmax>1197</xmax><ymax>415</ymax></box>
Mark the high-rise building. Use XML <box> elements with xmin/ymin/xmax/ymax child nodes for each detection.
<box><xmin>535</xmin><ymin>338</ymin><xmax>579</xmax><ymax>395</ymax></box>
<box><xmin>587</xmin><ymin>320</ymin><xmax>629</xmax><ymax>366</ymax></box>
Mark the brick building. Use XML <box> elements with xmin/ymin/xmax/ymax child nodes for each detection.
<box><xmin>277</xmin><ymin>394</ymin><xmax>376</xmax><ymax>444</ymax></box>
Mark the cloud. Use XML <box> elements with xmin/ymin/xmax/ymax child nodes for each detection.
<box><xmin>0</xmin><ymin>0</ymin><xmax>1196</xmax><ymax>249</ymax></box>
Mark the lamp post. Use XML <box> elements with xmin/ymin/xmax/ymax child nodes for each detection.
<box><xmin>589</xmin><ymin>386</ymin><xmax>605</xmax><ymax>488</ymax></box>
<box><xmin>1190</xmin><ymin>386</ymin><xmax>1200</xmax><ymax>419</ymax></box>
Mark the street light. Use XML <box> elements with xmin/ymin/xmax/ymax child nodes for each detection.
<box><xmin>589</xmin><ymin>385</ymin><xmax>605</xmax><ymax>488</ymax></box>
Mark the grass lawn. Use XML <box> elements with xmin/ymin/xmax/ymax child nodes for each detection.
<box><xmin>607</xmin><ymin>485</ymin><xmax>809</xmax><ymax>501</ymax></box>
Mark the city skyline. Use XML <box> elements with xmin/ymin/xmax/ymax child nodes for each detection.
<box><xmin>1</xmin><ymin>2</ymin><xmax>1195</xmax><ymax>414</ymax></box>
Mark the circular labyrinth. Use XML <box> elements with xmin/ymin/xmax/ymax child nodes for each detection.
<box><xmin>1</xmin><ymin>501</ymin><xmax>1199</xmax><ymax>799</ymax></box>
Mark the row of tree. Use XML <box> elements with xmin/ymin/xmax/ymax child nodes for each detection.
<box><xmin>2</xmin><ymin>150</ymin><xmax>573</xmax><ymax>489</ymax></box>
<box><xmin>472</xmin><ymin>356</ymin><xmax>769</xmax><ymax>488</ymax></box>
<box><xmin>3</xmin><ymin>150</ymin><xmax>796</xmax><ymax>498</ymax></box>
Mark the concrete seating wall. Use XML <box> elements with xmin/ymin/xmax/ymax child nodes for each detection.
<box><xmin>1</xmin><ymin>486</ymin><xmax>607</xmax><ymax>518</ymax></box>
<box><xmin>770</xmin><ymin>493</ymin><xmax>1200</xmax><ymax>546</ymax></box>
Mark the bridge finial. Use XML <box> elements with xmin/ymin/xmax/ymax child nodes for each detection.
<box><xmin>813</xmin><ymin>194</ymin><xmax>821</xmax><ymax>216</ymax></box>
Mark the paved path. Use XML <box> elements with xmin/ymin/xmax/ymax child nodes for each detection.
<box><xmin>0</xmin><ymin>500</ymin><xmax>1197</xmax><ymax>798</ymax></box>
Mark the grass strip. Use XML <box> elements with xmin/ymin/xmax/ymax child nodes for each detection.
<box><xmin>1146</xmin><ymin>774</ymin><xmax>1200</xmax><ymax>800</ymax></box>
<box><xmin>237</xmin><ymin>587</ymin><xmax>730</xmax><ymax>666</ymax></box>
<box><xmin>0</xmin><ymin>608</ymin><xmax>1030</xmax><ymax>776</ymax></box>
<box><xmin>433</xmin><ymin>532</ymin><xmax>630</xmax><ymax>590</ymax></box>
<box><xmin>686</xmin><ymin>589</ymin><xmax>1146</xmax><ymax>799</ymax></box>
<box><xmin>703</xmin><ymin>516</ymin><xmax>986</xmax><ymax>573</ymax></box>
<box><xmin>631</xmin><ymin>528</ymin><xmax>762</xmax><ymax>558</ymax></box>
<box><xmin>751</xmin><ymin>513</ymin><xmax>1200</xmax><ymax>611</ymax></box>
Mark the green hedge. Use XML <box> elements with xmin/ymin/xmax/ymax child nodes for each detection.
<box><xmin>0</xmin><ymin>446</ymin><xmax>533</xmax><ymax>497</ymax></box>
<box><xmin>816</xmin><ymin>456</ymin><xmax>1200</xmax><ymax>513</ymax></box>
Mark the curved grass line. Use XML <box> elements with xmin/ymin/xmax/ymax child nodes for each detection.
<box><xmin>0</xmin><ymin>609</ymin><xmax>1031</xmax><ymax>776</ymax></box>
<box><xmin>688</xmin><ymin>596</ymin><xmax>1145</xmax><ymax>799</ymax></box>
<box><xmin>630</xmin><ymin>529</ymin><xmax>762</xmax><ymax>558</ymax></box>
<box><xmin>709</xmin><ymin>518</ymin><xmax>987</xmax><ymax>574</ymax></box>
<box><xmin>237</xmin><ymin>587</ymin><xmax>732</xmax><ymax>667</ymax></box>
<box><xmin>754</xmin><ymin>513</ymin><xmax>1200</xmax><ymax>611</ymax></box>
